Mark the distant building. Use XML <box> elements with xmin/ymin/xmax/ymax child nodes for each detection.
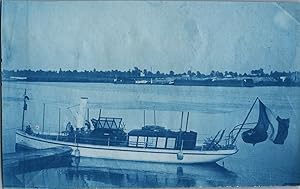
<box><xmin>280</xmin><ymin>76</ymin><xmax>287</xmax><ymax>82</ymax></box>
<box><xmin>291</xmin><ymin>72</ymin><xmax>300</xmax><ymax>83</ymax></box>
<box><xmin>180</xmin><ymin>75</ymin><xmax>190</xmax><ymax>80</ymax></box>
<box><xmin>225</xmin><ymin>74</ymin><xmax>233</xmax><ymax>78</ymax></box>
<box><xmin>135</xmin><ymin>80</ymin><xmax>148</xmax><ymax>84</ymax></box>
<box><xmin>10</xmin><ymin>76</ymin><xmax>27</xmax><ymax>80</ymax></box>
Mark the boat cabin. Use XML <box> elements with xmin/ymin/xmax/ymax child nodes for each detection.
<box><xmin>76</xmin><ymin>116</ymin><xmax>127</xmax><ymax>145</ymax></box>
<box><xmin>128</xmin><ymin>125</ymin><xmax>197</xmax><ymax>150</ymax></box>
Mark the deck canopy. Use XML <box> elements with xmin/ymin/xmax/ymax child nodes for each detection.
<box><xmin>91</xmin><ymin>117</ymin><xmax>123</xmax><ymax>129</ymax></box>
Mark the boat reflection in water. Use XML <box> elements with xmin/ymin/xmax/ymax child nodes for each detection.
<box><xmin>14</xmin><ymin>157</ymin><xmax>236</xmax><ymax>188</ymax></box>
<box><xmin>67</xmin><ymin>157</ymin><xmax>238</xmax><ymax>188</ymax></box>
<box><xmin>67</xmin><ymin>159</ymin><xmax>197</xmax><ymax>188</ymax></box>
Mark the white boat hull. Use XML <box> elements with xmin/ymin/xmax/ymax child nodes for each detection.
<box><xmin>16</xmin><ymin>130</ymin><xmax>238</xmax><ymax>164</ymax></box>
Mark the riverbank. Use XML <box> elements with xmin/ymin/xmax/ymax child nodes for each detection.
<box><xmin>3</xmin><ymin>69</ymin><xmax>300</xmax><ymax>87</ymax></box>
<box><xmin>3</xmin><ymin>76</ymin><xmax>300</xmax><ymax>87</ymax></box>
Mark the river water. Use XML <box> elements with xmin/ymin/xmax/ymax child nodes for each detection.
<box><xmin>2</xmin><ymin>81</ymin><xmax>300</xmax><ymax>188</ymax></box>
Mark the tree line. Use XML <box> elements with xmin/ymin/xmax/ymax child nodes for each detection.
<box><xmin>2</xmin><ymin>67</ymin><xmax>297</xmax><ymax>80</ymax></box>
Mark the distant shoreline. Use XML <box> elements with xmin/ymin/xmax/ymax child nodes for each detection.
<box><xmin>3</xmin><ymin>78</ymin><xmax>300</xmax><ymax>87</ymax></box>
<box><xmin>3</xmin><ymin>68</ymin><xmax>300</xmax><ymax>87</ymax></box>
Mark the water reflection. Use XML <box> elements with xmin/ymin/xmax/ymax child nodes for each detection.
<box><xmin>67</xmin><ymin>158</ymin><xmax>198</xmax><ymax>188</ymax></box>
<box><xmin>4</xmin><ymin>156</ymin><xmax>237</xmax><ymax>188</ymax></box>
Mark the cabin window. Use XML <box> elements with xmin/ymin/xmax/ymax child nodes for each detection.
<box><xmin>147</xmin><ymin>137</ymin><xmax>156</xmax><ymax>148</ymax></box>
<box><xmin>157</xmin><ymin>137</ymin><xmax>166</xmax><ymax>148</ymax></box>
<box><xmin>138</xmin><ymin>136</ymin><xmax>146</xmax><ymax>147</ymax></box>
<box><xmin>128</xmin><ymin>136</ymin><xmax>138</xmax><ymax>147</ymax></box>
<box><xmin>166</xmin><ymin>138</ymin><xmax>176</xmax><ymax>149</ymax></box>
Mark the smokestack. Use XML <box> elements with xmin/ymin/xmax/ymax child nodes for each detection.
<box><xmin>76</xmin><ymin>97</ymin><xmax>88</xmax><ymax>128</ymax></box>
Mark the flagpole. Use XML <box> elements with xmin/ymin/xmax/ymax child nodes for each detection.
<box><xmin>21</xmin><ymin>89</ymin><xmax>27</xmax><ymax>131</ymax></box>
<box><xmin>231</xmin><ymin>97</ymin><xmax>259</xmax><ymax>145</ymax></box>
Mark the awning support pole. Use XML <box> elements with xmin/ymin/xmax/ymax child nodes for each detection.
<box><xmin>180</xmin><ymin>112</ymin><xmax>184</xmax><ymax>132</ymax></box>
<box><xmin>185</xmin><ymin>112</ymin><xmax>189</xmax><ymax>132</ymax></box>
<box><xmin>143</xmin><ymin>110</ymin><xmax>146</xmax><ymax>127</ymax></box>
<box><xmin>153</xmin><ymin>110</ymin><xmax>156</xmax><ymax>126</ymax></box>
<box><xmin>178</xmin><ymin>112</ymin><xmax>184</xmax><ymax>149</ymax></box>
<box><xmin>58</xmin><ymin>108</ymin><xmax>61</xmax><ymax>140</ymax></box>
<box><xmin>42</xmin><ymin>103</ymin><xmax>46</xmax><ymax>134</ymax></box>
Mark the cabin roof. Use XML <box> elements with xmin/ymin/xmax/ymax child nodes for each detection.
<box><xmin>128</xmin><ymin>125</ymin><xmax>179</xmax><ymax>137</ymax></box>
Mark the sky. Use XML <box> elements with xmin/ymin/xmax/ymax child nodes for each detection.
<box><xmin>2</xmin><ymin>1</ymin><xmax>300</xmax><ymax>74</ymax></box>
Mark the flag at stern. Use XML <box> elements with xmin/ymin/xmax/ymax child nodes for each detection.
<box><xmin>241</xmin><ymin>100</ymin><xmax>289</xmax><ymax>145</ymax></box>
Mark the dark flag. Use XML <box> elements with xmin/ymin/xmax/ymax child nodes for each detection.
<box><xmin>242</xmin><ymin>100</ymin><xmax>271</xmax><ymax>145</ymax></box>
<box><xmin>273</xmin><ymin>116</ymin><xmax>289</xmax><ymax>144</ymax></box>
<box><xmin>23</xmin><ymin>95</ymin><xmax>29</xmax><ymax>110</ymax></box>
<box><xmin>241</xmin><ymin>100</ymin><xmax>289</xmax><ymax>145</ymax></box>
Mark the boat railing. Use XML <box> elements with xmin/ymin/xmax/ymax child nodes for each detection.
<box><xmin>192</xmin><ymin>123</ymin><xmax>257</xmax><ymax>151</ymax></box>
<box><xmin>226</xmin><ymin>122</ymin><xmax>257</xmax><ymax>145</ymax></box>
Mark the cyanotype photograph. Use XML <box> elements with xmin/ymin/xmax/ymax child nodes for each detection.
<box><xmin>1</xmin><ymin>0</ymin><xmax>300</xmax><ymax>188</ymax></box>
